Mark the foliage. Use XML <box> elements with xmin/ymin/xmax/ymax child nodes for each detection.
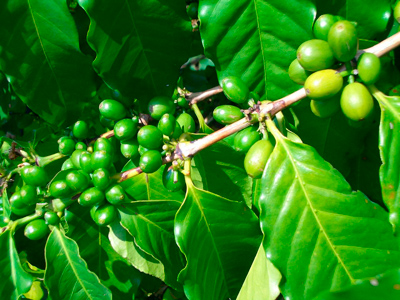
<box><xmin>1</xmin><ymin>0</ymin><xmax>400</xmax><ymax>299</ymax></box>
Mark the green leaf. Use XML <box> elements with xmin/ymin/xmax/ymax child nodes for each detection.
<box><xmin>120</xmin><ymin>161</ymin><xmax>185</xmax><ymax>201</ymax></box>
<box><xmin>259</xmin><ymin>119</ymin><xmax>400</xmax><ymax>300</ymax></box>
<box><xmin>191</xmin><ymin>140</ymin><xmax>253</xmax><ymax>205</ymax></box>
<box><xmin>108</xmin><ymin>221</ymin><xmax>165</xmax><ymax>282</ymax></box>
<box><xmin>65</xmin><ymin>204</ymin><xmax>143</xmax><ymax>299</ymax></box>
<box><xmin>345</xmin><ymin>0</ymin><xmax>391</xmax><ymax>40</ymax></box>
<box><xmin>119</xmin><ymin>200</ymin><xmax>185</xmax><ymax>290</ymax></box>
<box><xmin>313</xmin><ymin>268</ymin><xmax>400</xmax><ymax>300</ymax></box>
<box><xmin>0</xmin><ymin>0</ymin><xmax>96</xmax><ymax>127</ymax></box>
<box><xmin>1</xmin><ymin>188</ymin><xmax>11</xmax><ymax>222</ymax></box>
<box><xmin>44</xmin><ymin>227</ymin><xmax>112</xmax><ymax>300</ymax></box>
<box><xmin>236</xmin><ymin>242</ymin><xmax>281</xmax><ymax>300</ymax></box>
<box><xmin>0</xmin><ymin>230</ymin><xmax>33</xmax><ymax>299</ymax></box>
<box><xmin>174</xmin><ymin>181</ymin><xmax>262</xmax><ymax>299</ymax></box>
<box><xmin>199</xmin><ymin>0</ymin><xmax>315</xmax><ymax>99</ymax></box>
<box><xmin>369</xmin><ymin>88</ymin><xmax>400</xmax><ymax>231</ymax></box>
<box><xmin>78</xmin><ymin>0</ymin><xmax>201</xmax><ymax>107</ymax></box>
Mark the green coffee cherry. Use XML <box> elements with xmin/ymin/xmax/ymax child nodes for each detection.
<box><xmin>65</xmin><ymin>170</ymin><xmax>90</xmax><ymax>192</ymax></box>
<box><xmin>114</xmin><ymin>119</ymin><xmax>138</xmax><ymax>141</ymax></box>
<box><xmin>328</xmin><ymin>20</ymin><xmax>358</xmax><ymax>62</ymax></box>
<box><xmin>24</xmin><ymin>219</ymin><xmax>49</xmax><ymax>240</ymax></box>
<box><xmin>10</xmin><ymin>192</ymin><xmax>25</xmax><ymax>209</ymax></box>
<box><xmin>297</xmin><ymin>39</ymin><xmax>335</xmax><ymax>71</ymax></box>
<box><xmin>158</xmin><ymin>114</ymin><xmax>176</xmax><ymax>137</ymax></box>
<box><xmin>357</xmin><ymin>53</ymin><xmax>381</xmax><ymax>85</ymax></box>
<box><xmin>137</xmin><ymin>125</ymin><xmax>164</xmax><ymax>150</ymax></box>
<box><xmin>313</xmin><ymin>14</ymin><xmax>338</xmax><ymax>41</ymax></box>
<box><xmin>79</xmin><ymin>151</ymin><xmax>93</xmax><ymax>173</ymax></box>
<box><xmin>288</xmin><ymin>59</ymin><xmax>313</xmax><ymax>85</ymax></box>
<box><xmin>44</xmin><ymin>211</ymin><xmax>60</xmax><ymax>225</ymax></box>
<box><xmin>220</xmin><ymin>76</ymin><xmax>250</xmax><ymax>104</ymax></box>
<box><xmin>49</xmin><ymin>180</ymin><xmax>73</xmax><ymax>198</ymax></box>
<box><xmin>62</xmin><ymin>158</ymin><xmax>75</xmax><ymax>171</ymax></box>
<box><xmin>120</xmin><ymin>138</ymin><xmax>139</xmax><ymax>159</ymax></box>
<box><xmin>12</xmin><ymin>204</ymin><xmax>35</xmax><ymax>217</ymax></box>
<box><xmin>171</xmin><ymin>122</ymin><xmax>183</xmax><ymax>140</ymax></box>
<box><xmin>72</xmin><ymin>120</ymin><xmax>89</xmax><ymax>139</ymax></box>
<box><xmin>20</xmin><ymin>185</ymin><xmax>37</xmax><ymax>206</ymax></box>
<box><xmin>139</xmin><ymin>150</ymin><xmax>163</xmax><ymax>173</ymax></box>
<box><xmin>70</xmin><ymin>149</ymin><xmax>85</xmax><ymax>169</ymax></box>
<box><xmin>105</xmin><ymin>184</ymin><xmax>126</xmax><ymax>205</ymax></box>
<box><xmin>234</xmin><ymin>126</ymin><xmax>261</xmax><ymax>153</ymax></box>
<box><xmin>93</xmin><ymin>168</ymin><xmax>111</xmax><ymax>190</ymax></box>
<box><xmin>304</xmin><ymin>69</ymin><xmax>343</xmax><ymax>100</ymax></box>
<box><xmin>244</xmin><ymin>139</ymin><xmax>274</xmax><ymax>179</ymax></box>
<box><xmin>91</xmin><ymin>150</ymin><xmax>113</xmax><ymax>170</ymax></box>
<box><xmin>75</xmin><ymin>142</ymin><xmax>87</xmax><ymax>150</ymax></box>
<box><xmin>176</xmin><ymin>113</ymin><xmax>196</xmax><ymax>133</ymax></box>
<box><xmin>187</xmin><ymin>2</ymin><xmax>198</xmax><ymax>19</ymax></box>
<box><xmin>91</xmin><ymin>203</ymin><xmax>117</xmax><ymax>226</ymax></box>
<box><xmin>99</xmin><ymin>99</ymin><xmax>127</xmax><ymax>121</ymax></box>
<box><xmin>79</xmin><ymin>187</ymin><xmax>105</xmax><ymax>207</ymax></box>
<box><xmin>58</xmin><ymin>138</ymin><xmax>75</xmax><ymax>155</ymax></box>
<box><xmin>148</xmin><ymin>96</ymin><xmax>176</xmax><ymax>120</ymax></box>
<box><xmin>21</xmin><ymin>166</ymin><xmax>48</xmax><ymax>187</ymax></box>
<box><xmin>94</xmin><ymin>138</ymin><xmax>115</xmax><ymax>153</ymax></box>
<box><xmin>310</xmin><ymin>96</ymin><xmax>340</xmax><ymax>118</ymax></box>
<box><xmin>340</xmin><ymin>82</ymin><xmax>374</xmax><ymax>121</ymax></box>
<box><xmin>162</xmin><ymin>166</ymin><xmax>185</xmax><ymax>192</ymax></box>
<box><xmin>213</xmin><ymin>105</ymin><xmax>244</xmax><ymax>125</ymax></box>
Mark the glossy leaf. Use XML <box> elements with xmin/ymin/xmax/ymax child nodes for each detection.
<box><xmin>174</xmin><ymin>180</ymin><xmax>262</xmax><ymax>300</ymax></box>
<box><xmin>236</xmin><ymin>242</ymin><xmax>281</xmax><ymax>300</ymax></box>
<box><xmin>0</xmin><ymin>230</ymin><xmax>33</xmax><ymax>299</ymax></box>
<box><xmin>78</xmin><ymin>0</ymin><xmax>201</xmax><ymax>107</ymax></box>
<box><xmin>191</xmin><ymin>140</ymin><xmax>253</xmax><ymax>205</ymax></box>
<box><xmin>120</xmin><ymin>161</ymin><xmax>185</xmax><ymax>201</ymax></box>
<box><xmin>345</xmin><ymin>0</ymin><xmax>391</xmax><ymax>40</ymax></box>
<box><xmin>199</xmin><ymin>0</ymin><xmax>315</xmax><ymax>99</ymax></box>
<box><xmin>1</xmin><ymin>188</ymin><xmax>11</xmax><ymax>221</ymax></box>
<box><xmin>44</xmin><ymin>227</ymin><xmax>112</xmax><ymax>300</ymax></box>
<box><xmin>65</xmin><ymin>204</ymin><xmax>143</xmax><ymax>299</ymax></box>
<box><xmin>259</xmin><ymin>119</ymin><xmax>400</xmax><ymax>300</ymax></box>
<box><xmin>0</xmin><ymin>0</ymin><xmax>95</xmax><ymax>127</ymax></box>
<box><xmin>313</xmin><ymin>268</ymin><xmax>400</xmax><ymax>300</ymax></box>
<box><xmin>370</xmin><ymin>89</ymin><xmax>400</xmax><ymax>231</ymax></box>
<box><xmin>108</xmin><ymin>221</ymin><xmax>165</xmax><ymax>281</ymax></box>
<box><xmin>119</xmin><ymin>200</ymin><xmax>185</xmax><ymax>290</ymax></box>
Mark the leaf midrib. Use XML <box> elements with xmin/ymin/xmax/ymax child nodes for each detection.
<box><xmin>274</xmin><ymin>128</ymin><xmax>356</xmax><ymax>284</ymax></box>
<box><xmin>54</xmin><ymin>229</ymin><xmax>94</xmax><ymax>300</ymax></box>
<box><xmin>252</xmin><ymin>0</ymin><xmax>267</xmax><ymax>95</ymax></box>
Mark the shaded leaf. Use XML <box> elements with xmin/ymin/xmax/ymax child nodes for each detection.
<box><xmin>78</xmin><ymin>0</ymin><xmax>201</xmax><ymax>107</ymax></box>
<box><xmin>199</xmin><ymin>0</ymin><xmax>315</xmax><ymax>99</ymax></box>
<box><xmin>237</xmin><ymin>242</ymin><xmax>281</xmax><ymax>300</ymax></box>
<box><xmin>0</xmin><ymin>230</ymin><xmax>33</xmax><ymax>299</ymax></box>
<box><xmin>1</xmin><ymin>188</ymin><xmax>11</xmax><ymax>222</ymax></box>
<box><xmin>313</xmin><ymin>268</ymin><xmax>400</xmax><ymax>300</ymax></box>
<box><xmin>0</xmin><ymin>0</ymin><xmax>95</xmax><ymax>127</ymax></box>
<box><xmin>119</xmin><ymin>200</ymin><xmax>185</xmax><ymax>290</ymax></box>
<box><xmin>174</xmin><ymin>180</ymin><xmax>261</xmax><ymax>299</ymax></box>
<box><xmin>370</xmin><ymin>88</ymin><xmax>400</xmax><ymax>231</ymax></box>
<box><xmin>191</xmin><ymin>140</ymin><xmax>252</xmax><ymax>205</ymax></box>
<box><xmin>258</xmin><ymin>119</ymin><xmax>400</xmax><ymax>300</ymax></box>
<box><xmin>65</xmin><ymin>204</ymin><xmax>143</xmax><ymax>299</ymax></box>
<box><xmin>120</xmin><ymin>161</ymin><xmax>185</xmax><ymax>201</ymax></box>
<box><xmin>108</xmin><ymin>221</ymin><xmax>165</xmax><ymax>282</ymax></box>
<box><xmin>44</xmin><ymin>227</ymin><xmax>112</xmax><ymax>300</ymax></box>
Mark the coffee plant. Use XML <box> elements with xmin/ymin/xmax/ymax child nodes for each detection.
<box><xmin>2</xmin><ymin>0</ymin><xmax>400</xmax><ymax>299</ymax></box>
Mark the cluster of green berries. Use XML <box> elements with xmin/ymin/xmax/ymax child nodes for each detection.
<box><xmin>289</xmin><ymin>14</ymin><xmax>381</xmax><ymax>123</ymax></box>
<box><xmin>213</xmin><ymin>76</ymin><xmax>275</xmax><ymax>179</ymax></box>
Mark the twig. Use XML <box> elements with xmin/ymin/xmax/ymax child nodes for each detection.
<box><xmin>116</xmin><ymin>31</ymin><xmax>400</xmax><ymax>182</ymax></box>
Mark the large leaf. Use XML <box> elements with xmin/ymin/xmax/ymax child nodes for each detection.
<box><xmin>78</xmin><ymin>0</ymin><xmax>201</xmax><ymax>107</ymax></box>
<box><xmin>199</xmin><ymin>0</ymin><xmax>315</xmax><ymax>99</ymax></box>
<box><xmin>65</xmin><ymin>204</ymin><xmax>143</xmax><ymax>299</ymax></box>
<box><xmin>119</xmin><ymin>200</ymin><xmax>185</xmax><ymax>290</ymax></box>
<box><xmin>313</xmin><ymin>268</ymin><xmax>400</xmax><ymax>300</ymax></box>
<box><xmin>108</xmin><ymin>221</ymin><xmax>165</xmax><ymax>281</ymax></box>
<box><xmin>0</xmin><ymin>0</ymin><xmax>95</xmax><ymax>127</ymax></box>
<box><xmin>191</xmin><ymin>140</ymin><xmax>253</xmax><ymax>205</ymax></box>
<box><xmin>174</xmin><ymin>180</ymin><xmax>262</xmax><ymax>300</ymax></box>
<box><xmin>258</xmin><ymin>119</ymin><xmax>400</xmax><ymax>300</ymax></box>
<box><xmin>0</xmin><ymin>230</ymin><xmax>33</xmax><ymax>299</ymax></box>
<box><xmin>344</xmin><ymin>0</ymin><xmax>391</xmax><ymax>40</ymax></box>
<box><xmin>236</xmin><ymin>242</ymin><xmax>281</xmax><ymax>300</ymax></box>
<box><xmin>369</xmin><ymin>88</ymin><xmax>400</xmax><ymax>231</ymax></box>
<box><xmin>120</xmin><ymin>161</ymin><xmax>185</xmax><ymax>201</ymax></box>
<box><xmin>44</xmin><ymin>227</ymin><xmax>112</xmax><ymax>300</ymax></box>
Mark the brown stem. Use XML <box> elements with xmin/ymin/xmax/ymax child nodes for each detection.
<box><xmin>186</xmin><ymin>86</ymin><xmax>224</xmax><ymax>104</ymax></box>
<box><xmin>116</xmin><ymin>32</ymin><xmax>400</xmax><ymax>183</ymax></box>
